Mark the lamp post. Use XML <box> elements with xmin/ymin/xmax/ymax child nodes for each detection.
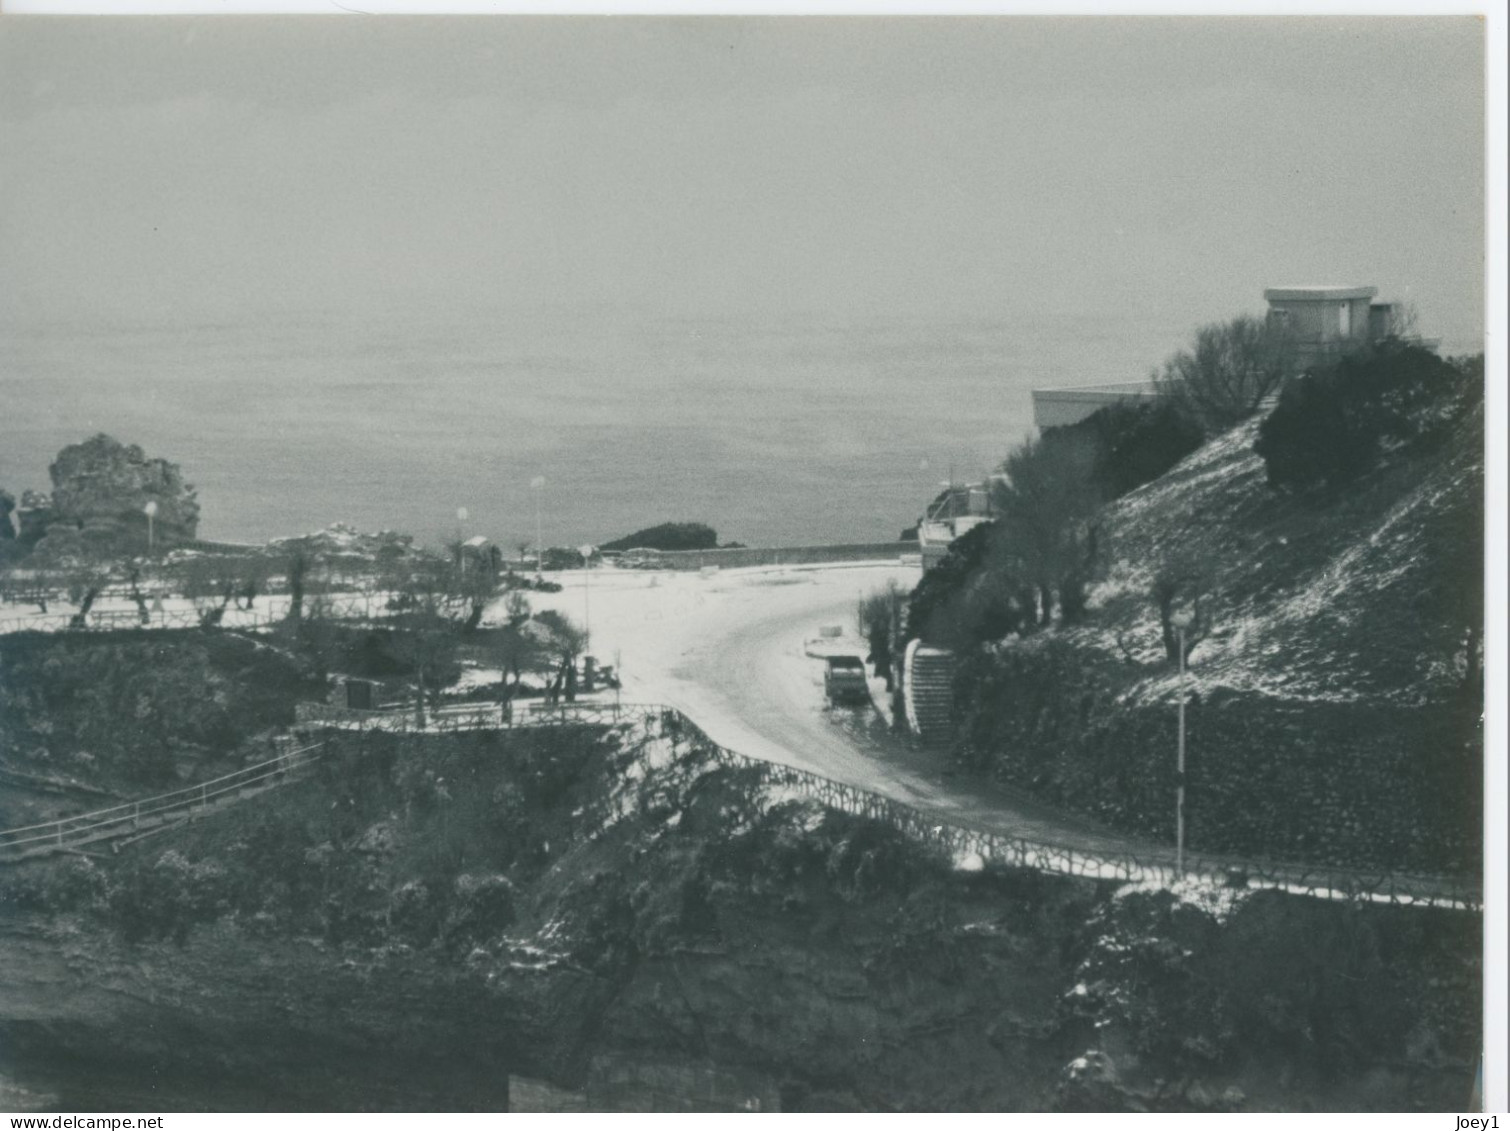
<box><xmin>456</xmin><ymin>507</ymin><xmax>469</xmax><ymax>571</ymax></box>
<box><xmin>530</xmin><ymin>477</ymin><xmax>546</xmax><ymax>575</ymax></box>
<box><xmin>143</xmin><ymin>500</ymin><xmax>158</xmax><ymax>555</ymax></box>
<box><xmin>1170</xmin><ymin>608</ymin><xmax>1194</xmax><ymax>879</ymax></box>
<box><xmin>578</xmin><ymin>544</ymin><xmax>596</xmax><ymax>639</ymax></box>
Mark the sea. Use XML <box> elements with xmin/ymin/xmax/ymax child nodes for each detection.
<box><xmin>1</xmin><ymin>305</ymin><xmax>1195</xmax><ymax>550</ymax></box>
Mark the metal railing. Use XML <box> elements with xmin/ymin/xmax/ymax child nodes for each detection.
<box><xmin>292</xmin><ymin>699</ymin><xmax>662</xmax><ymax>733</ymax></box>
<box><xmin>0</xmin><ymin>700</ymin><xmax>1482</xmax><ymax>911</ymax></box>
<box><xmin>0</xmin><ymin>592</ymin><xmax>411</xmax><ymax>635</ymax></box>
<box><xmin>663</xmin><ymin>714</ymin><xmax>1482</xmax><ymax>913</ymax></box>
<box><xmin>0</xmin><ymin>704</ymin><xmax>655</xmax><ymax>860</ymax></box>
<box><xmin>0</xmin><ymin>742</ymin><xmax>326</xmax><ymax>860</ymax></box>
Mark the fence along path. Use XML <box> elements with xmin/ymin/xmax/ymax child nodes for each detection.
<box><xmin>0</xmin><ymin>702</ymin><xmax>1482</xmax><ymax>912</ymax></box>
<box><xmin>0</xmin><ymin>593</ymin><xmax>401</xmax><ymax>635</ymax></box>
<box><xmin>0</xmin><ymin>702</ymin><xmax>662</xmax><ymax>862</ymax></box>
<box><xmin>0</xmin><ymin>741</ymin><xmax>327</xmax><ymax>860</ymax></box>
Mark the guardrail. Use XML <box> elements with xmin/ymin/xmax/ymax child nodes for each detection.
<box><xmin>0</xmin><ymin>593</ymin><xmax>406</xmax><ymax>636</ymax></box>
<box><xmin>0</xmin><ymin>704</ymin><xmax>657</xmax><ymax>861</ymax></box>
<box><xmin>0</xmin><ymin>700</ymin><xmax>1482</xmax><ymax>911</ymax></box>
<box><xmin>658</xmin><ymin>713</ymin><xmax>1482</xmax><ymax>913</ymax></box>
<box><xmin>0</xmin><ymin>742</ymin><xmax>326</xmax><ymax>861</ymax></box>
<box><xmin>292</xmin><ymin>699</ymin><xmax>662</xmax><ymax>733</ymax></box>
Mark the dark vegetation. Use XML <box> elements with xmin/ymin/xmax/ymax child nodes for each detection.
<box><xmin>951</xmin><ymin>640</ymin><xmax>1481</xmax><ymax>872</ymax></box>
<box><xmin>1152</xmin><ymin>313</ymin><xmax>1295</xmax><ymax>431</ymax></box>
<box><xmin>912</xmin><ymin>341</ymin><xmax>1484</xmax><ymax>875</ymax></box>
<box><xmin>0</xmin><ymin>631</ymin><xmax>314</xmax><ymax>798</ymax></box>
<box><xmin>1255</xmin><ymin>342</ymin><xmax>1483</xmax><ymax>491</ymax></box>
<box><xmin>600</xmin><ymin>522</ymin><xmax>719</xmax><ymax>553</ymax></box>
<box><xmin>908</xmin><ymin>399</ymin><xmax>1202</xmax><ymax>650</ymax></box>
<box><xmin>1058</xmin><ymin>888</ymin><xmax>1479</xmax><ymax>1112</ymax></box>
<box><xmin>0</xmin><ymin>722</ymin><xmax>1480</xmax><ymax>1111</ymax></box>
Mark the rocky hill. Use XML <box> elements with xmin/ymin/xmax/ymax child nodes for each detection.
<box><xmin>951</xmin><ymin>400</ymin><xmax>1483</xmax><ymax>874</ymax></box>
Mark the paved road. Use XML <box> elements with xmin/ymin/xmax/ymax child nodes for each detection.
<box><xmin>654</xmin><ymin>565</ymin><xmax>1478</xmax><ymax>910</ymax></box>
<box><xmin>663</xmin><ymin>564</ymin><xmax>1175</xmax><ymax>859</ymax></box>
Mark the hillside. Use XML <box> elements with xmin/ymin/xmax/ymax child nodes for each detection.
<box><xmin>951</xmin><ymin>403</ymin><xmax>1483</xmax><ymax>875</ymax></box>
<box><xmin>0</xmin><ymin>719</ymin><xmax>1480</xmax><ymax>1111</ymax></box>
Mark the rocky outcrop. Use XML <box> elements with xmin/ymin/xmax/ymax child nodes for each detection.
<box><xmin>45</xmin><ymin>434</ymin><xmax>199</xmax><ymax>550</ymax></box>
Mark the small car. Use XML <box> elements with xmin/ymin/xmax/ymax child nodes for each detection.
<box><xmin>823</xmin><ymin>655</ymin><xmax>870</xmax><ymax>705</ymax></box>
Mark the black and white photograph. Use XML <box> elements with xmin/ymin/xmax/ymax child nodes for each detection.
<box><xmin>0</xmin><ymin>3</ymin><xmax>1502</xmax><ymax>1117</ymax></box>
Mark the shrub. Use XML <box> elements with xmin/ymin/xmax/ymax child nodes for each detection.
<box><xmin>1255</xmin><ymin>342</ymin><xmax>1481</xmax><ymax>491</ymax></box>
<box><xmin>108</xmin><ymin>849</ymin><xmax>227</xmax><ymax>944</ymax></box>
<box><xmin>1081</xmin><ymin>401</ymin><xmax>1205</xmax><ymax>500</ymax></box>
<box><xmin>540</xmin><ymin>546</ymin><xmax>585</xmax><ymax>571</ymax></box>
<box><xmin>905</xmin><ymin>522</ymin><xmax>996</xmax><ymax>645</ymax></box>
<box><xmin>442</xmin><ymin>872</ymin><xmax>516</xmax><ymax>949</ymax></box>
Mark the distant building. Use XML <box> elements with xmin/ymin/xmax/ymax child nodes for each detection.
<box><xmin>1030</xmin><ymin>283</ymin><xmax>1427</xmax><ymax>429</ymax></box>
<box><xmin>1261</xmin><ymin>285</ymin><xmax>1431</xmax><ymax>369</ymax></box>
<box><xmin>917</xmin><ymin>481</ymin><xmax>995</xmax><ymax>571</ymax></box>
<box><xmin>1029</xmin><ymin>380</ymin><xmax>1161</xmax><ymax>430</ymax></box>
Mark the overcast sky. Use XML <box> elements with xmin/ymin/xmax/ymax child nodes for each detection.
<box><xmin>0</xmin><ymin>16</ymin><xmax>1487</xmax><ymax>346</ymax></box>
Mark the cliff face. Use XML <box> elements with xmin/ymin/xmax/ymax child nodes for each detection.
<box><xmin>0</xmin><ymin>722</ymin><xmax>1480</xmax><ymax>1112</ymax></box>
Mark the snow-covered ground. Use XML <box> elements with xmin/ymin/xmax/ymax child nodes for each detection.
<box><xmin>0</xmin><ymin>590</ymin><xmax>388</xmax><ymax>633</ymax></box>
<box><xmin>491</xmin><ymin>562</ymin><xmax>1182</xmax><ymax>858</ymax></box>
<box><xmin>486</xmin><ymin>561</ymin><xmax>913</xmax><ymax>763</ymax></box>
<box><xmin>5</xmin><ymin>557</ymin><xmax>1473</xmax><ymax>901</ymax></box>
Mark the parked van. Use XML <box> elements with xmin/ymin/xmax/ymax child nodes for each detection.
<box><xmin>823</xmin><ymin>655</ymin><xmax>870</xmax><ymax>705</ymax></box>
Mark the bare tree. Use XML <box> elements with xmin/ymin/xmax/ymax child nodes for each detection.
<box><xmin>236</xmin><ymin>554</ymin><xmax>272</xmax><ymax>610</ymax></box>
<box><xmin>182</xmin><ymin>555</ymin><xmax>241</xmax><ymax>626</ymax></box>
<box><xmin>1151</xmin><ymin>558</ymin><xmax>1214</xmax><ymax>665</ymax></box>
<box><xmin>389</xmin><ymin>609</ymin><xmax>461</xmax><ymax>726</ymax></box>
<box><xmin>284</xmin><ymin>546</ymin><xmax>312</xmax><ymax>625</ymax></box>
<box><xmin>532</xmin><ymin>609</ymin><xmax>589</xmax><ymax>703</ymax></box>
<box><xmin>1155</xmin><ymin>314</ymin><xmax>1296</xmax><ymax>431</ymax></box>
<box><xmin>29</xmin><ymin>526</ymin><xmax>121</xmax><ymax>628</ymax></box>
<box><xmin>503</xmin><ymin>589</ymin><xmax>531</xmax><ymax>626</ymax></box>
<box><xmin>857</xmin><ymin>582</ymin><xmax>904</xmax><ymax>690</ymax></box>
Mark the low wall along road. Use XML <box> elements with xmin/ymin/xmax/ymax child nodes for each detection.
<box><xmin>634</xmin><ymin>541</ymin><xmax>917</xmax><ymax>571</ymax></box>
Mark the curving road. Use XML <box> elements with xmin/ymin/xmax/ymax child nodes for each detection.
<box><xmin>515</xmin><ymin>561</ymin><xmax>1477</xmax><ymax>905</ymax></box>
<box><xmin>645</xmin><ymin>563</ymin><xmax>1170</xmax><ymax>859</ymax></box>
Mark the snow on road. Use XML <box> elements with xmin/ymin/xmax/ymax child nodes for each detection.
<box><xmin>499</xmin><ymin>562</ymin><xmax>909</xmax><ymax>771</ymax></box>
<box><xmin>507</xmin><ymin>562</ymin><xmax>1169</xmax><ymax>857</ymax></box>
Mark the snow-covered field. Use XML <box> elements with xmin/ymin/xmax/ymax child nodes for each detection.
<box><xmin>0</xmin><ymin>590</ymin><xmax>387</xmax><ymax>633</ymax></box>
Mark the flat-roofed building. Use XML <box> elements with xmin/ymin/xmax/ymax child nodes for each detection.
<box><xmin>1263</xmin><ymin>285</ymin><xmax>1398</xmax><ymax>369</ymax></box>
<box><xmin>1029</xmin><ymin>380</ymin><xmax>1161</xmax><ymax>430</ymax></box>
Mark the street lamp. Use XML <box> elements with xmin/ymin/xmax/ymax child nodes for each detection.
<box><xmin>578</xmin><ymin>544</ymin><xmax>596</xmax><ymax>639</ymax></box>
<box><xmin>456</xmin><ymin>507</ymin><xmax>469</xmax><ymax>570</ymax></box>
<box><xmin>1170</xmin><ymin>608</ymin><xmax>1195</xmax><ymax>879</ymax></box>
<box><xmin>530</xmin><ymin>477</ymin><xmax>546</xmax><ymax>575</ymax></box>
<box><xmin>143</xmin><ymin>500</ymin><xmax>158</xmax><ymax>554</ymax></box>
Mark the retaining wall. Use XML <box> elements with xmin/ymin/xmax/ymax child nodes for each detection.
<box><xmin>641</xmin><ymin>541</ymin><xmax>918</xmax><ymax>571</ymax></box>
